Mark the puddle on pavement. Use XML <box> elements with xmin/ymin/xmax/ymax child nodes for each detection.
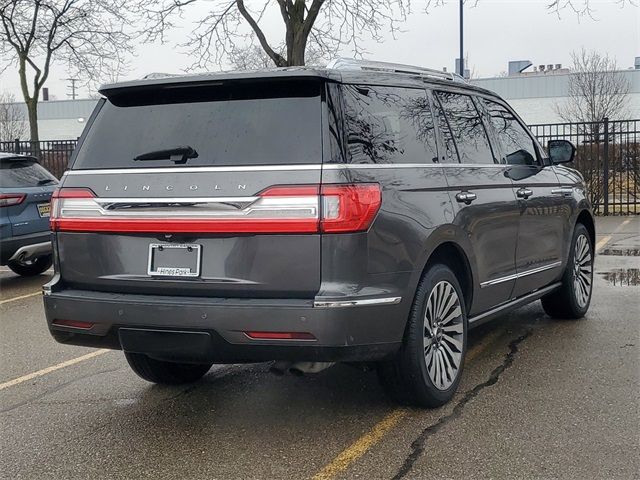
<box><xmin>599</xmin><ymin>269</ymin><xmax>640</xmax><ymax>286</ymax></box>
<box><xmin>600</xmin><ymin>248</ymin><xmax>640</xmax><ymax>256</ymax></box>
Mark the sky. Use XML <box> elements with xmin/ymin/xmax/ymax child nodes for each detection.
<box><xmin>0</xmin><ymin>0</ymin><xmax>638</xmax><ymax>101</ymax></box>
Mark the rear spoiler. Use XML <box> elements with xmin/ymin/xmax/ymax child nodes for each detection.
<box><xmin>98</xmin><ymin>68</ymin><xmax>339</xmax><ymax>99</ymax></box>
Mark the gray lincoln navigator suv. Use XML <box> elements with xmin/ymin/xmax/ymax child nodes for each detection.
<box><xmin>43</xmin><ymin>59</ymin><xmax>594</xmax><ymax>407</ymax></box>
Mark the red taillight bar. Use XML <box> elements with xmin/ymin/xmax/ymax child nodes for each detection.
<box><xmin>50</xmin><ymin>184</ymin><xmax>381</xmax><ymax>234</ymax></box>
<box><xmin>0</xmin><ymin>193</ymin><xmax>26</xmax><ymax>208</ymax></box>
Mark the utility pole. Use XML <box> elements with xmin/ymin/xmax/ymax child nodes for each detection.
<box><xmin>64</xmin><ymin>78</ymin><xmax>79</xmax><ymax>100</ymax></box>
<box><xmin>459</xmin><ymin>0</ymin><xmax>464</xmax><ymax>77</ymax></box>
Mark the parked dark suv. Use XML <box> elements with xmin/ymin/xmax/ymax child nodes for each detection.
<box><xmin>43</xmin><ymin>59</ymin><xmax>594</xmax><ymax>407</ymax></box>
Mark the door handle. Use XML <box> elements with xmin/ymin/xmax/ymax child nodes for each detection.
<box><xmin>455</xmin><ymin>192</ymin><xmax>477</xmax><ymax>204</ymax></box>
<box><xmin>551</xmin><ymin>187</ymin><xmax>573</xmax><ymax>196</ymax></box>
<box><xmin>516</xmin><ymin>188</ymin><xmax>533</xmax><ymax>199</ymax></box>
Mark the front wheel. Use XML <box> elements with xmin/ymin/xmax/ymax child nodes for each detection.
<box><xmin>125</xmin><ymin>352</ymin><xmax>212</xmax><ymax>385</ymax></box>
<box><xmin>377</xmin><ymin>263</ymin><xmax>467</xmax><ymax>408</ymax></box>
<box><xmin>7</xmin><ymin>254</ymin><xmax>52</xmax><ymax>277</ymax></box>
<box><xmin>541</xmin><ymin>223</ymin><xmax>593</xmax><ymax>319</ymax></box>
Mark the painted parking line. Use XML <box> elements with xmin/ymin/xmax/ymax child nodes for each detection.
<box><xmin>0</xmin><ymin>291</ymin><xmax>42</xmax><ymax>306</ymax></box>
<box><xmin>0</xmin><ymin>349</ymin><xmax>109</xmax><ymax>391</ymax></box>
<box><xmin>311</xmin><ymin>331</ymin><xmax>500</xmax><ymax>480</ymax></box>
<box><xmin>595</xmin><ymin>218</ymin><xmax>632</xmax><ymax>252</ymax></box>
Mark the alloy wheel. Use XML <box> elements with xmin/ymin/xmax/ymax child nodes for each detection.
<box><xmin>573</xmin><ymin>233</ymin><xmax>593</xmax><ymax>308</ymax></box>
<box><xmin>423</xmin><ymin>281</ymin><xmax>464</xmax><ymax>390</ymax></box>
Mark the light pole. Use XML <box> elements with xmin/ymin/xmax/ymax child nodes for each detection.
<box><xmin>459</xmin><ymin>0</ymin><xmax>464</xmax><ymax>77</ymax></box>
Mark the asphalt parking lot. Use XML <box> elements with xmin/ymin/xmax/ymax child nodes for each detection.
<box><xmin>1</xmin><ymin>216</ymin><xmax>638</xmax><ymax>480</ymax></box>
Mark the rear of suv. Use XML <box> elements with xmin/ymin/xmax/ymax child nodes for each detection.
<box><xmin>44</xmin><ymin>59</ymin><xmax>594</xmax><ymax>407</ymax></box>
<box><xmin>1</xmin><ymin>153</ymin><xmax>57</xmax><ymax>276</ymax></box>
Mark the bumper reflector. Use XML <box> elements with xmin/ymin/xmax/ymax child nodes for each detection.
<box><xmin>244</xmin><ymin>331</ymin><xmax>316</xmax><ymax>340</ymax></box>
<box><xmin>52</xmin><ymin>319</ymin><xmax>94</xmax><ymax>329</ymax></box>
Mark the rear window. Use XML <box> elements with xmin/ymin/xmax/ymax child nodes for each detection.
<box><xmin>0</xmin><ymin>159</ymin><xmax>58</xmax><ymax>188</ymax></box>
<box><xmin>73</xmin><ymin>81</ymin><xmax>322</xmax><ymax>169</ymax></box>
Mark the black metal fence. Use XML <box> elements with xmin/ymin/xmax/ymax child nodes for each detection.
<box><xmin>2</xmin><ymin>118</ymin><xmax>638</xmax><ymax>215</ymax></box>
<box><xmin>0</xmin><ymin>138</ymin><xmax>77</xmax><ymax>179</ymax></box>
<box><xmin>530</xmin><ymin>118</ymin><xmax>639</xmax><ymax>215</ymax></box>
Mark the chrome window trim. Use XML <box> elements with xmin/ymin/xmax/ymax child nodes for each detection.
<box><xmin>66</xmin><ymin>165</ymin><xmax>323</xmax><ymax>175</ymax></box>
<box><xmin>66</xmin><ymin>163</ymin><xmax>508</xmax><ymax>175</ymax></box>
<box><xmin>480</xmin><ymin>261</ymin><xmax>562</xmax><ymax>288</ymax></box>
<box><xmin>314</xmin><ymin>296</ymin><xmax>402</xmax><ymax>308</ymax></box>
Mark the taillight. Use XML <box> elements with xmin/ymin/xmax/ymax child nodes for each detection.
<box><xmin>50</xmin><ymin>184</ymin><xmax>381</xmax><ymax>234</ymax></box>
<box><xmin>0</xmin><ymin>193</ymin><xmax>26</xmax><ymax>207</ymax></box>
<box><xmin>320</xmin><ymin>184</ymin><xmax>382</xmax><ymax>233</ymax></box>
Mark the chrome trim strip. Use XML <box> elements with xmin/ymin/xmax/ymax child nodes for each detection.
<box><xmin>480</xmin><ymin>261</ymin><xmax>562</xmax><ymax>288</ymax></box>
<box><xmin>323</xmin><ymin>164</ymin><xmax>437</xmax><ymax>170</ymax></box>
<box><xmin>66</xmin><ymin>163</ymin><xmax>509</xmax><ymax>175</ymax></box>
<box><xmin>480</xmin><ymin>273</ymin><xmax>519</xmax><ymax>287</ymax></box>
<box><xmin>323</xmin><ymin>163</ymin><xmax>507</xmax><ymax>170</ymax></box>
<box><xmin>67</xmin><ymin>165</ymin><xmax>322</xmax><ymax>175</ymax></box>
<box><xmin>314</xmin><ymin>296</ymin><xmax>402</xmax><ymax>308</ymax></box>
<box><xmin>95</xmin><ymin>196</ymin><xmax>259</xmax><ymax>204</ymax></box>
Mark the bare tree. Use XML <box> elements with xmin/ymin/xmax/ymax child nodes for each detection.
<box><xmin>556</xmin><ymin>49</ymin><xmax>631</xmax><ymax>125</ymax></box>
<box><xmin>228</xmin><ymin>37</ymin><xmax>327</xmax><ymax>70</ymax></box>
<box><xmin>0</xmin><ymin>91</ymin><xmax>27</xmax><ymax>142</ymax></box>
<box><xmin>0</xmin><ymin>0</ymin><xmax>136</xmax><ymax>144</ymax></box>
<box><xmin>137</xmin><ymin>0</ymin><xmax>411</xmax><ymax>70</ymax></box>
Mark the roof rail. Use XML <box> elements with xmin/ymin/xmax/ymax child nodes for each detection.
<box><xmin>326</xmin><ymin>58</ymin><xmax>466</xmax><ymax>83</ymax></box>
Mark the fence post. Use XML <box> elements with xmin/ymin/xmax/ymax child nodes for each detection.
<box><xmin>14</xmin><ymin>138</ymin><xmax>20</xmax><ymax>154</ymax></box>
<box><xmin>603</xmin><ymin>117</ymin><xmax>610</xmax><ymax>216</ymax></box>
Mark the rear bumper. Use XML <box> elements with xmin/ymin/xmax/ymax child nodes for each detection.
<box><xmin>0</xmin><ymin>232</ymin><xmax>51</xmax><ymax>265</ymax></box>
<box><xmin>43</xmin><ymin>287</ymin><xmax>407</xmax><ymax>363</ymax></box>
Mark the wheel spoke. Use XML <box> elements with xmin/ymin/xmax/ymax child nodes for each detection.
<box><xmin>439</xmin><ymin>348</ymin><xmax>453</xmax><ymax>383</ymax></box>
<box><xmin>441</xmin><ymin>341</ymin><xmax>462</xmax><ymax>371</ymax></box>
<box><xmin>441</xmin><ymin>305</ymin><xmax>462</xmax><ymax>326</ymax></box>
<box><xmin>442</xmin><ymin>322</ymin><xmax>464</xmax><ymax>334</ymax></box>
<box><xmin>442</xmin><ymin>333</ymin><xmax>463</xmax><ymax>352</ymax></box>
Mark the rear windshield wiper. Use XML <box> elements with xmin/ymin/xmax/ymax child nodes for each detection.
<box><xmin>37</xmin><ymin>179</ymin><xmax>57</xmax><ymax>186</ymax></box>
<box><xmin>133</xmin><ymin>146</ymin><xmax>198</xmax><ymax>164</ymax></box>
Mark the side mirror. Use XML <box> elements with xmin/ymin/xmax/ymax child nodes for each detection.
<box><xmin>548</xmin><ymin>139</ymin><xmax>576</xmax><ymax>164</ymax></box>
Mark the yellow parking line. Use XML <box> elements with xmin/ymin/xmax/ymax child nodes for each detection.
<box><xmin>0</xmin><ymin>349</ymin><xmax>109</xmax><ymax>391</ymax></box>
<box><xmin>596</xmin><ymin>218</ymin><xmax>632</xmax><ymax>252</ymax></box>
<box><xmin>311</xmin><ymin>332</ymin><xmax>498</xmax><ymax>480</ymax></box>
<box><xmin>0</xmin><ymin>291</ymin><xmax>41</xmax><ymax>306</ymax></box>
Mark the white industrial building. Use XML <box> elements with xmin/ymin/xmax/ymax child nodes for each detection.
<box><xmin>1</xmin><ymin>60</ymin><xmax>639</xmax><ymax>141</ymax></box>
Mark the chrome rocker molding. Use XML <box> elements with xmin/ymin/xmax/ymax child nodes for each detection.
<box><xmin>480</xmin><ymin>261</ymin><xmax>562</xmax><ymax>288</ymax></box>
<box><xmin>314</xmin><ymin>297</ymin><xmax>402</xmax><ymax>308</ymax></box>
<box><xmin>469</xmin><ymin>282</ymin><xmax>562</xmax><ymax>327</ymax></box>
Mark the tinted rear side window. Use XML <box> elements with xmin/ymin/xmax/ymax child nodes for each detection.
<box><xmin>0</xmin><ymin>160</ymin><xmax>58</xmax><ymax>188</ymax></box>
<box><xmin>342</xmin><ymin>85</ymin><xmax>438</xmax><ymax>164</ymax></box>
<box><xmin>73</xmin><ymin>81</ymin><xmax>322</xmax><ymax>169</ymax></box>
<box><xmin>434</xmin><ymin>91</ymin><xmax>495</xmax><ymax>165</ymax></box>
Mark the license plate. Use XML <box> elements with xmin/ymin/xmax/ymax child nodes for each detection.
<box><xmin>148</xmin><ymin>244</ymin><xmax>201</xmax><ymax>277</ymax></box>
<box><xmin>37</xmin><ymin>203</ymin><xmax>50</xmax><ymax>217</ymax></box>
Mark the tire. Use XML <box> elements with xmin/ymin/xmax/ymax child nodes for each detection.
<box><xmin>377</xmin><ymin>263</ymin><xmax>468</xmax><ymax>408</ymax></box>
<box><xmin>124</xmin><ymin>352</ymin><xmax>212</xmax><ymax>385</ymax></box>
<box><xmin>7</xmin><ymin>254</ymin><xmax>52</xmax><ymax>277</ymax></box>
<box><xmin>541</xmin><ymin>223</ymin><xmax>593</xmax><ymax>319</ymax></box>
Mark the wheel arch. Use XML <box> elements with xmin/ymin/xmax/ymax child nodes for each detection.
<box><xmin>576</xmin><ymin>209</ymin><xmax>595</xmax><ymax>248</ymax></box>
<box><xmin>422</xmin><ymin>241</ymin><xmax>474</xmax><ymax>314</ymax></box>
